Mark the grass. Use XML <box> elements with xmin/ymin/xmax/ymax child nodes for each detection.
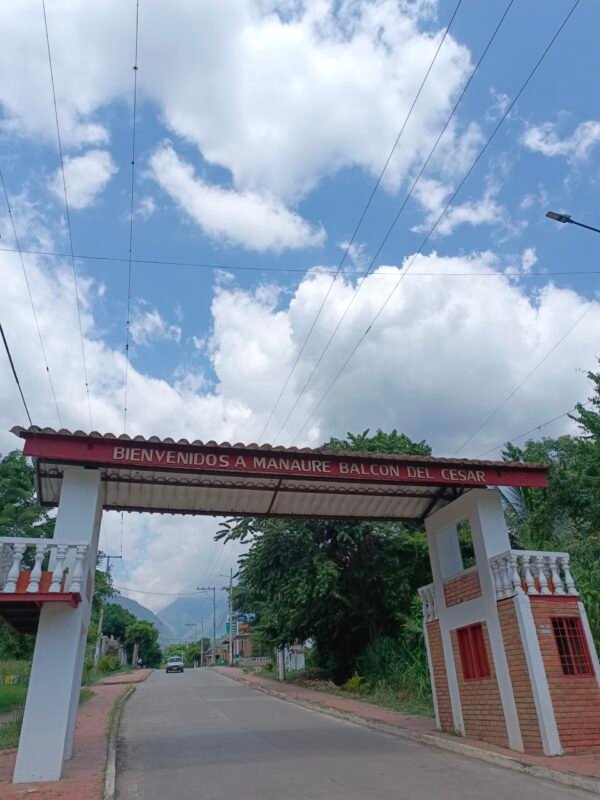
<box><xmin>0</xmin><ymin>688</ymin><xmax>95</xmax><ymax>750</ymax></box>
<box><xmin>0</xmin><ymin>685</ymin><xmax>27</xmax><ymax>713</ymax></box>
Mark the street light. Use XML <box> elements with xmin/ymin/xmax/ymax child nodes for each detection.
<box><xmin>546</xmin><ymin>211</ymin><xmax>600</xmax><ymax>235</ymax></box>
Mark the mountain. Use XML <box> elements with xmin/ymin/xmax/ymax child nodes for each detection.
<box><xmin>108</xmin><ymin>595</ymin><xmax>175</xmax><ymax>647</ymax></box>
<box><xmin>157</xmin><ymin>594</ymin><xmax>228</xmax><ymax>642</ymax></box>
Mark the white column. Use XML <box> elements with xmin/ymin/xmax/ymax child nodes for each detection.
<box><xmin>513</xmin><ymin>593</ymin><xmax>562</xmax><ymax>755</ymax></box>
<box><xmin>14</xmin><ymin>468</ymin><xmax>102</xmax><ymax>783</ymax></box>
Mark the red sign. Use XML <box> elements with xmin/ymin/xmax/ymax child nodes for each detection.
<box><xmin>21</xmin><ymin>434</ymin><xmax>548</xmax><ymax>489</ymax></box>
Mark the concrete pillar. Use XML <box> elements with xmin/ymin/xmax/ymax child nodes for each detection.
<box><xmin>14</xmin><ymin>469</ymin><xmax>102</xmax><ymax>783</ymax></box>
<box><xmin>277</xmin><ymin>647</ymin><xmax>286</xmax><ymax>681</ymax></box>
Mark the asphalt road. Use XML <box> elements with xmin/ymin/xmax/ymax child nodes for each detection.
<box><xmin>116</xmin><ymin>669</ymin><xmax>591</xmax><ymax>800</ymax></box>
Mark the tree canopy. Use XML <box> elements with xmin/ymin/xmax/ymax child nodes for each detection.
<box><xmin>219</xmin><ymin>430</ymin><xmax>432</xmax><ymax>682</ymax></box>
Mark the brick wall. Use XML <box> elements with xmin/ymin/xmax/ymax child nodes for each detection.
<box><xmin>451</xmin><ymin>623</ymin><xmax>509</xmax><ymax>747</ymax></box>
<box><xmin>531</xmin><ymin>597</ymin><xmax>600</xmax><ymax>754</ymax></box>
<box><xmin>426</xmin><ymin>620</ymin><xmax>453</xmax><ymax>731</ymax></box>
<box><xmin>497</xmin><ymin>599</ymin><xmax>543</xmax><ymax>753</ymax></box>
<box><xmin>443</xmin><ymin>570</ymin><xmax>482</xmax><ymax>607</ymax></box>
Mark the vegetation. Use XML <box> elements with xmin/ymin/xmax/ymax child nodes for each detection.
<box><xmin>220</xmin><ymin>367</ymin><xmax>600</xmax><ymax>712</ymax></box>
<box><xmin>163</xmin><ymin>639</ymin><xmax>212</xmax><ymax>667</ymax></box>
<box><xmin>218</xmin><ymin>429</ymin><xmax>432</xmax><ymax>684</ymax></box>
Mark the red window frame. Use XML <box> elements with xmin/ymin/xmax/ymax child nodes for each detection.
<box><xmin>551</xmin><ymin>616</ymin><xmax>593</xmax><ymax>676</ymax></box>
<box><xmin>456</xmin><ymin>623</ymin><xmax>490</xmax><ymax>680</ymax></box>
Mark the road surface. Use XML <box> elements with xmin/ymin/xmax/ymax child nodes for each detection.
<box><xmin>116</xmin><ymin>669</ymin><xmax>591</xmax><ymax>800</ymax></box>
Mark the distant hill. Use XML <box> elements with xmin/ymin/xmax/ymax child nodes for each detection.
<box><xmin>157</xmin><ymin>594</ymin><xmax>228</xmax><ymax>642</ymax></box>
<box><xmin>108</xmin><ymin>595</ymin><xmax>175</xmax><ymax>646</ymax></box>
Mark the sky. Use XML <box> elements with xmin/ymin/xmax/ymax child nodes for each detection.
<box><xmin>1</xmin><ymin>0</ymin><xmax>600</xmax><ymax>612</ymax></box>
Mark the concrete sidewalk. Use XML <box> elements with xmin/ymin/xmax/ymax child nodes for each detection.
<box><xmin>0</xmin><ymin>670</ymin><xmax>151</xmax><ymax>800</ymax></box>
<box><xmin>215</xmin><ymin>666</ymin><xmax>600</xmax><ymax>793</ymax></box>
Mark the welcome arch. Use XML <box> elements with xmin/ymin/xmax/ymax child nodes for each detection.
<box><xmin>1</xmin><ymin>426</ymin><xmax>599</xmax><ymax>782</ymax></box>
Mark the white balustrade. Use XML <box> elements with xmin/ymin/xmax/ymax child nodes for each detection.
<box><xmin>489</xmin><ymin>550</ymin><xmax>578</xmax><ymax>600</ymax></box>
<box><xmin>418</xmin><ymin>583</ymin><xmax>438</xmax><ymax>622</ymax></box>
<box><xmin>0</xmin><ymin>538</ymin><xmax>89</xmax><ymax>595</ymax></box>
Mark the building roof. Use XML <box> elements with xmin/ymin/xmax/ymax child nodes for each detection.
<box><xmin>12</xmin><ymin>426</ymin><xmax>548</xmax><ymax>522</ymax></box>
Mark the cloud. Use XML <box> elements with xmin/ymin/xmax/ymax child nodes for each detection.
<box><xmin>412</xmin><ymin>176</ymin><xmax>505</xmax><ymax>237</ymax></box>
<box><xmin>0</xmin><ymin>1</ymin><xmax>473</xmax><ymax>205</ymax></box>
<box><xmin>130</xmin><ymin>307</ymin><xmax>182</xmax><ymax>346</ymax></box>
<box><xmin>3</xmin><ymin>224</ymin><xmax>600</xmax><ymax>609</ymax></box>
<box><xmin>134</xmin><ymin>196</ymin><xmax>157</xmax><ymax>222</ymax></box>
<box><xmin>522</xmin><ymin>120</ymin><xmax>600</xmax><ymax>162</ymax></box>
<box><xmin>149</xmin><ymin>144</ymin><xmax>325</xmax><ymax>252</ymax></box>
<box><xmin>48</xmin><ymin>149</ymin><xmax>117</xmax><ymax>210</ymax></box>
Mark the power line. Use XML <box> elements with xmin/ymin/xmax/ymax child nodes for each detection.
<box><xmin>453</xmin><ymin>300</ymin><xmax>594</xmax><ymax>455</ymax></box>
<box><xmin>0</xmin><ymin>245</ymin><xmax>598</xmax><ymax>280</ymax></box>
<box><xmin>475</xmin><ymin>401</ymin><xmax>592</xmax><ymax>459</ymax></box>
<box><xmin>114</xmin><ymin>584</ymin><xmax>207</xmax><ymax>597</ymax></box>
<box><xmin>290</xmin><ymin>0</ymin><xmax>582</xmax><ymax>446</ymax></box>
<box><xmin>42</xmin><ymin>0</ymin><xmax>93</xmax><ymax>430</ymax></box>
<box><xmin>0</xmin><ymin>169</ymin><xmax>62</xmax><ymax>426</ymax></box>
<box><xmin>1</xmin><ymin>321</ymin><xmax>33</xmax><ymax>426</ymax></box>
<box><xmin>273</xmin><ymin>0</ymin><xmax>516</xmax><ymax>443</ymax></box>
<box><xmin>257</xmin><ymin>0</ymin><xmax>465</xmax><ymax>443</ymax></box>
<box><xmin>123</xmin><ymin>0</ymin><xmax>140</xmax><ymax>435</ymax></box>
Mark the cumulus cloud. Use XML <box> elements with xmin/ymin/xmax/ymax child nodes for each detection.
<box><xmin>0</xmin><ymin>0</ymin><xmax>474</xmax><ymax>206</ymax></box>
<box><xmin>48</xmin><ymin>149</ymin><xmax>117</xmax><ymax>209</ymax></box>
<box><xmin>149</xmin><ymin>145</ymin><xmax>325</xmax><ymax>251</ymax></box>
<box><xmin>130</xmin><ymin>306</ymin><xmax>182</xmax><ymax>347</ymax></box>
<box><xmin>412</xmin><ymin>176</ymin><xmax>505</xmax><ymax>237</ymax></box>
<box><xmin>3</xmin><ymin>232</ymin><xmax>600</xmax><ymax>607</ymax></box>
<box><xmin>522</xmin><ymin>120</ymin><xmax>600</xmax><ymax>162</ymax></box>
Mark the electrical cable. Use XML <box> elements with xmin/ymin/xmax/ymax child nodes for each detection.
<box><xmin>0</xmin><ymin>170</ymin><xmax>62</xmax><ymax>426</ymax></box>
<box><xmin>256</xmin><ymin>0</ymin><xmax>465</xmax><ymax>443</ymax></box>
<box><xmin>42</xmin><ymin>0</ymin><xmax>93</xmax><ymax>429</ymax></box>
<box><xmin>123</xmin><ymin>0</ymin><xmax>140</xmax><ymax>435</ymax></box>
<box><xmin>0</xmin><ymin>245</ymin><xmax>598</xmax><ymax>280</ymax></box>
<box><xmin>273</xmin><ymin>0</ymin><xmax>516</xmax><ymax>443</ymax></box>
<box><xmin>453</xmin><ymin>300</ymin><xmax>594</xmax><ymax>455</ymax></box>
<box><xmin>289</xmin><ymin>0</ymin><xmax>582</xmax><ymax>446</ymax></box>
<box><xmin>1</xmin><ymin>321</ymin><xmax>34</xmax><ymax>426</ymax></box>
<box><xmin>475</xmin><ymin>401</ymin><xmax>592</xmax><ymax>459</ymax></box>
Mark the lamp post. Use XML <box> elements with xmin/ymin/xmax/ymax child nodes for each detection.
<box><xmin>546</xmin><ymin>211</ymin><xmax>600</xmax><ymax>235</ymax></box>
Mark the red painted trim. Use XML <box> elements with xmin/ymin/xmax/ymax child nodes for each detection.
<box><xmin>0</xmin><ymin>592</ymin><xmax>81</xmax><ymax>607</ymax></box>
<box><xmin>22</xmin><ymin>433</ymin><xmax>548</xmax><ymax>489</ymax></box>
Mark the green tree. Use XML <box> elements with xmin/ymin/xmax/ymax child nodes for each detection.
<box><xmin>502</xmin><ymin>365</ymin><xmax>600</xmax><ymax>642</ymax></box>
<box><xmin>125</xmin><ymin>621</ymin><xmax>162</xmax><ymax>667</ymax></box>
<box><xmin>0</xmin><ymin>451</ymin><xmax>54</xmax><ymax>538</ymax></box>
<box><xmin>219</xmin><ymin>430</ymin><xmax>432</xmax><ymax>683</ymax></box>
<box><xmin>103</xmin><ymin>603</ymin><xmax>137</xmax><ymax>641</ymax></box>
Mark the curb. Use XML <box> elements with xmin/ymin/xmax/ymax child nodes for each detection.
<box><xmin>103</xmin><ymin>685</ymin><xmax>136</xmax><ymax>800</ymax></box>
<box><xmin>215</xmin><ymin>670</ymin><xmax>600</xmax><ymax>796</ymax></box>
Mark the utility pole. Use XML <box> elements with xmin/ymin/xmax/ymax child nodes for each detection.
<box><xmin>185</xmin><ymin>622</ymin><xmax>199</xmax><ymax>667</ymax></box>
<box><xmin>200</xmin><ymin>617</ymin><xmax>204</xmax><ymax>667</ymax></box>
<box><xmin>94</xmin><ymin>554</ymin><xmax>122</xmax><ymax>668</ymax></box>
<box><xmin>197</xmin><ymin>585</ymin><xmax>217</xmax><ymax>665</ymax></box>
<box><xmin>228</xmin><ymin>568</ymin><xmax>233</xmax><ymax>665</ymax></box>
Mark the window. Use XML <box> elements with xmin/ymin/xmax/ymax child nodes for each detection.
<box><xmin>551</xmin><ymin>617</ymin><xmax>593</xmax><ymax>676</ymax></box>
<box><xmin>456</xmin><ymin>623</ymin><xmax>490</xmax><ymax>680</ymax></box>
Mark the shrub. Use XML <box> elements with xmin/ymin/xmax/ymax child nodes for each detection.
<box><xmin>343</xmin><ymin>673</ymin><xmax>364</xmax><ymax>694</ymax></box>
<box><xmin>97</xmin><ymin>655</ymin><xmax>120</xmax><ymax>673</ymax></box>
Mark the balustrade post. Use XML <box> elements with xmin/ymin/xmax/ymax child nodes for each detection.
<box><xmin>490</xmin><ymin>559</ymin><xmax>503</xmax><ymax>599</ymax></box>
<box><xmin>69</xmin><ymin>546</ymin><xmax>87</xmax><ymax>593</ymax></box>
<box><xmin>27</xmin><ymin>543</ymin><xmax>48</xmax><ymax>593</ymax></box>
<box><xmin>523</xmin><ymin>555</ymin><xmax>538</xmax><ymax>595</ymax></box>
<box><xmin>536</xmin><ymin>555</ymin><xmax>551</xmax><ymax>595</ymax></box>
<box><xmin>508</xmin><ymin>552</ymin><xmax>523</xmax><ymax>594</ymax></box>
<box><xmin>560</xmin><ymin>556</ymin><xmax>578</xmax><ymax>596</ymax></box>
<box><xmin>49</xmin><ymin>545</ymin><xmax>68</xmax><ymax>593</ymax></box>
<box><xmin>548</xmin><ymin>555</ymin><xmax>565</xmax><ymax>595</ymax></box>
<box><xmin>4</xmin><ymin>542</ymin><xmax>27</xmax><ymax>593</ymax></box>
